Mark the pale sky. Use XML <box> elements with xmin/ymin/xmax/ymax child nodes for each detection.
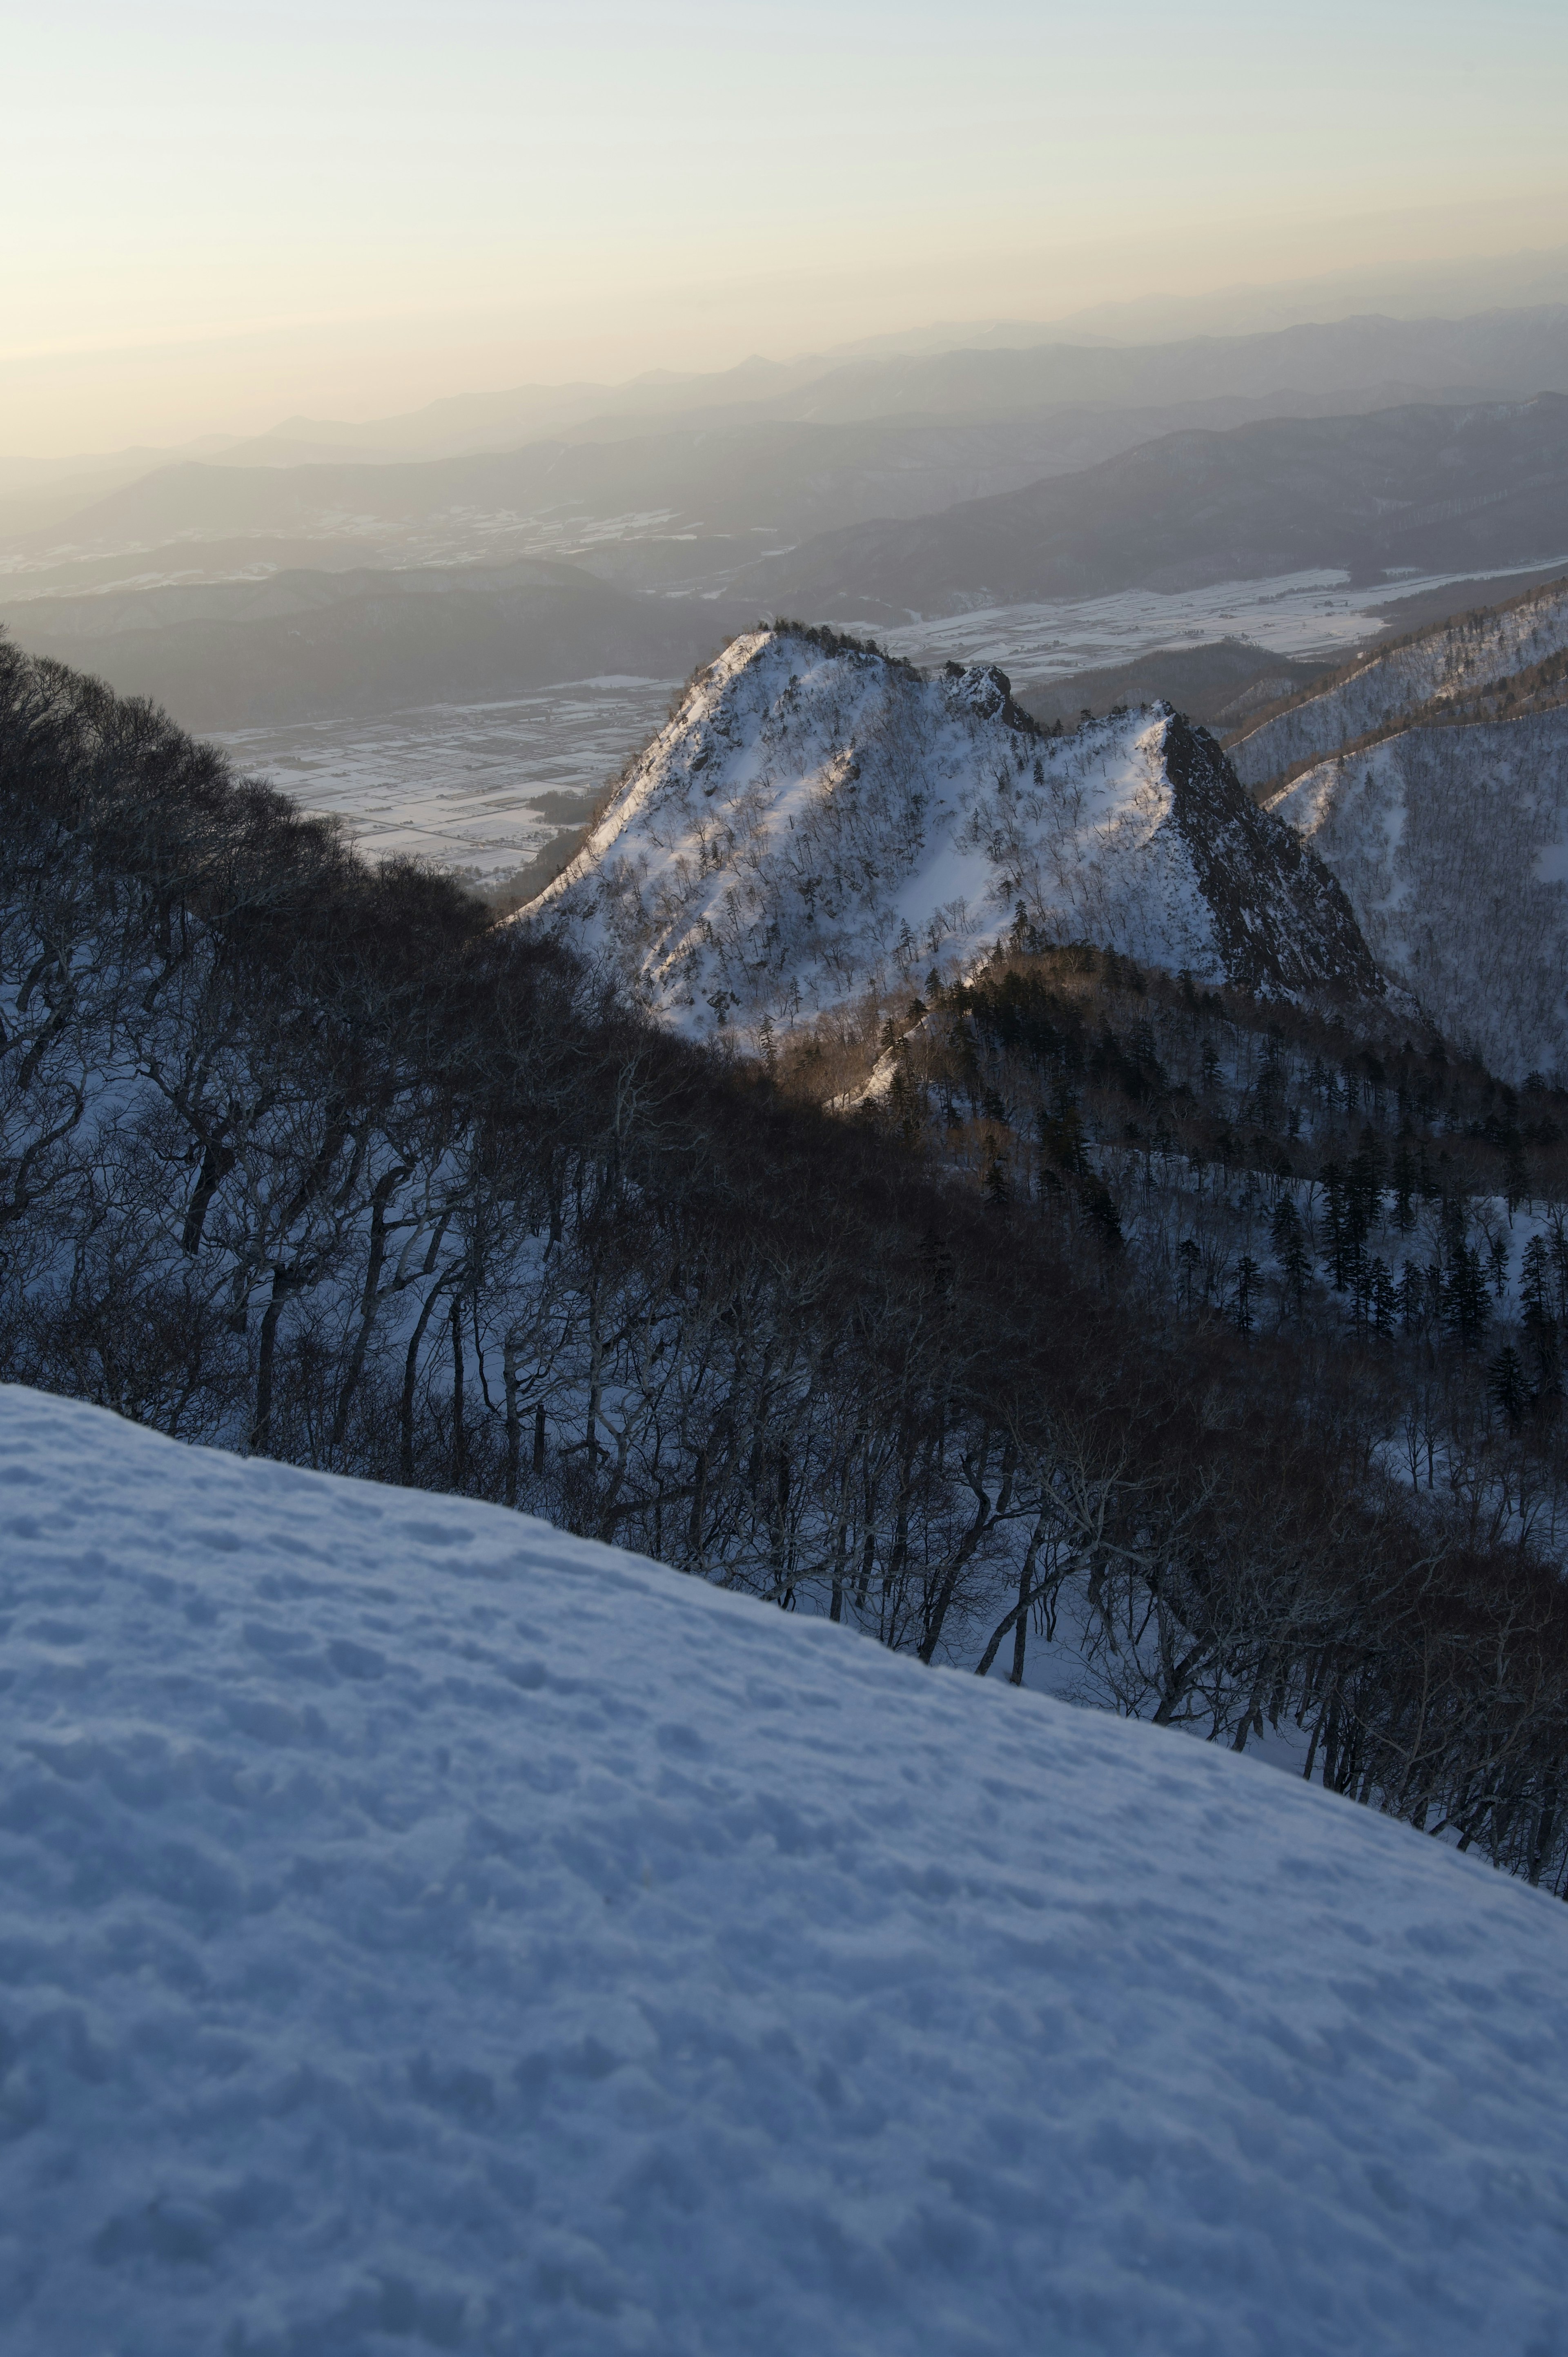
<box><xmin>5</xmin><ymin>0</ymin><xmax>1567</xmax><ymax>456</ymax></box>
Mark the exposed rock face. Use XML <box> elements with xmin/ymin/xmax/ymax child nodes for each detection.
<box><xmin>523</xmin><ymin>627</ymin><xmax>1387</xmax><ymax>1044</ymax></box>
<box><xmin>1161</xmin><ymin>713</ymin><xmax>1384</xmax><ymax>998</ymax></box>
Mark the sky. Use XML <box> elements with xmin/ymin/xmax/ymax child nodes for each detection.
<box><xmin>4</xmin><ymin>0</ymin><xmax>1568</xmax><ymax>456</ymax></box>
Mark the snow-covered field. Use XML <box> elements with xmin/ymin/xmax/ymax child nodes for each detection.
<box><xmin>211</xmin><ymin>679</ymin><xmax>677</xmax><ymax>893</ymax></box>
<box><xmin>873</xmin><ymin>558</ymin><xmax>1568</xmax><ymax>691</ymax></box>
<box><xmin>5</xmin><ymin>1382</ymin><xmax>1568</xmax><ymax>2357</ymax></box>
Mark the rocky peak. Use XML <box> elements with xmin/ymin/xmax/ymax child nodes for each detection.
<box><xmin>523</xmin><ymin>628</ymin><xmax>1389</xmax><ymax>1045</ymax></box>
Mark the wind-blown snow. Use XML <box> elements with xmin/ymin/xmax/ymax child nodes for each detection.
<box><xmin>1229</xmin><ymin>575</ymin><xmax>1568</xmax><ymax>790</ymax></box>
<box><xmin>524</xmin><ymin>629</ymin><xmax>1376</xmax><ymax>1041</ymax></box>
<box><xmin>1270</xmin><ymin>706</ymin><xmax>1568</xmax><ymax>1078</ymax></box>
<box><xmin>5</xmin><ymin>1383</ymin><xmax>1568</xmax><ymax>2356</ymax></box>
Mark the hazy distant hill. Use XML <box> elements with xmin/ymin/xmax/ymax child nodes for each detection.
<box><xmin>717</xmin><ymin>306</ymin><xmax>1568</xmax><ymax>428</ymax></box>
<box><xmin>178</xmin><ymin>302</ymin><xmax>1568</xmax><ymax>460</ymax></box>
<box><xmin>4</xmin><ymin>395</ymin><xmax>1541</xmax><ymax>605</ymax></box>
<box><xmin>1018</xmin><ymin>639</ymin><xmax>1336</xmax><ymax>734</ymax></box>
<box><xmin>742</xmin><ymin>397</ymin><xmax>1568</xmax><ymax>622</ymax></box>
<box><xmin>8</xmin><ymin>308</ymin><xmax>1568</xmax><ymax>594</ymax></box>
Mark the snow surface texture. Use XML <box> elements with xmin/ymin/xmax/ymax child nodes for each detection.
<box><xmin>6</xmin><ymin>1384</ymin><xmax>1568</xmax><ymax>2357</ymax></box>
<box><xmin>1229</xmin><ymin>576</ymin><xmax>1568</xmax><ymax>790</ymax></box>
<box><xmin>1271</xmin><ymin>706</ymin><xmax>1568</xmax><ymax>1080</ymax></box>
<box><xmin>524</xmin><ymin>629</ymin><xmax>1378</xmax><ymax>1043</ymax></box>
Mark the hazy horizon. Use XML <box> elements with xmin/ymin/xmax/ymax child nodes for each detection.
<box><xmin>6</xmin><ymin>0</ymin><xmax>1567</xmax><ymax>460</ymax></box>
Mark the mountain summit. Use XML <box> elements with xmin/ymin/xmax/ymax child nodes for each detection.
<box><xmin>524</xmin><ymin>625</ymin><xmax>1384</xmax><ymax>1042</ymax></box>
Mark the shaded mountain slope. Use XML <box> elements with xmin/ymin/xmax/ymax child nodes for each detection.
<box><xmin>1269</xmin><ymin>706</ymin><xmax>1568</xmax><ymax>1079</ymax></box>
<box><xmin>525</xmin><ymin>627</ymin><xmax>1383</xmax><ymax>1043</ymax></box>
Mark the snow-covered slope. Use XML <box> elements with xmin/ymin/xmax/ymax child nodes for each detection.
<box><xmin>525</xmin><ymin>628</ymin><xmax>1382</xmax><ymax>1044</ymax></box>
<box><xmin>1270</xmin><ymin>705</ymin><xmax>1568</xmax><ymax>1079</ymax></box>
<box><xmin>1229</xmin><ymin>573</ymin><xmax>1568</xmax><ymax>789</ymax></box>
<box><xmin>6</xmin><ymin>1383</ymin><xmax>1568</xmax><ymax>2357</ymax></box>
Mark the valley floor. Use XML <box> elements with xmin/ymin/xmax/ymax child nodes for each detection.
<box><xmin>871</xmin><ymin>556</ymin><xmax>1568</xmax><ymax>690</ymax></box>
<box><xmin>211</xmin><ymin>676</ymin><xmax>677</xmax><ymax>899</ymax></box>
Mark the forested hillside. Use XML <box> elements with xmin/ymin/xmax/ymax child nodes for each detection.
<box><xmin>1269</xmin><ymin>711</ymin><xmax>1568</xmax><ymax>1080</ymax></box>
<box><xmin>6</xmin><ymin>636</ymin><xmax>1568</xmax><ymax>1890</ymax></box>
<box><xmin>1209</xmin><ymin>578</ymin><xmax>1568</xmax><ymax>1077</ymax></box>
<box><xmin>1227</xmin><ymin>572</ymin><xmax>1568</xmax><ymax>790</ymax></box>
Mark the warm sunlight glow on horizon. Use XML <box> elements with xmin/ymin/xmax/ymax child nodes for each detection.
<box><xmin>5</xmin><ymin>0</ymin><xmax>1568</xmax><ymax>456</ymax></box>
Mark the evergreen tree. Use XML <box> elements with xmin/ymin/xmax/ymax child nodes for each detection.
<box><xmin>1369</xmin><ymin>1258</ymin><xmax>1396</xmax><ymax>1340</ymax></box>
<box><xmin>1443</xmin><ymin>1242</ymin><xmax>1490</xmax><ymax>1349</ymax></box>
<box><xmin>1078</xmin><ymin>1177</ymin><xmax>1123</xmax><ymax>1255</ymax></box>
<box><xmin>1270</xmin><ymin>1195</ymin><xmax>1310</xmax><ymax>1311</ymax></box>
<box><xmin>1520</xmin><ymin>1234</ymin><xmax>1562</xmax><ymax>1404</ymax></box>
<box><xmin>1398</xmin><ymin>1260</ymin><xmax>1426</xmax><ymax>1333</ymax></box>
<box><xmin>1487</xmin><ymin>1345</ymin><xmax>1529</xmax><ymax>1426</ymax></box>
<box><xmin>1233</xmin><ymin>1253</ymin><xmax>1260</xmax><ymax>1335</ymax></box>
<box><xmin>1319</xmin><ymin>1160</ymin><xmax>1348</xmax><ymax>1289</ymax></box>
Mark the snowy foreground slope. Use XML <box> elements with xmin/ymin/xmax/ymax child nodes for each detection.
<box><xmin>1229</xmin><ymin>574</ymin><xmax>1568</xmax><ymax>790</ymax></box>
<box><xmin>526</xmin><ymin>629</ymin><xmax>1380</xmax><ymax>1043</ymax></box>
<box><xmin>1271</xmin><ymin>705</ymin><xmax>1568</xmax><ymax>1079</ymax></box>
<box><xmin>5</xmin><ymin>1387</ymin><xmax>1568</xmax><ymax>2357</ymax></box>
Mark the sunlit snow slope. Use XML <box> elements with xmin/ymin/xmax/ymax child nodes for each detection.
<box><xmin>5</xmin><ymin>1384</ymin><xmax>1568</xmax><ymax>2357</ymax></box>
<box><xmin>526</xmin><ymin>628</ymin><xmax>1381</xmax><ymax>1044</ymax></box>
<box><xmin>1229</xmin><ymin>574</ymin><xmax>1568</xmax><ymax>790</ymax></box>
<box><xmin>1270</xmin><ymin>707</ymin><xmax>1568</xmax><ymax>1078</ymax></box>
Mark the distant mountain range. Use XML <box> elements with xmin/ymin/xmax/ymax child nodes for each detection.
<box><xmin>740</xmin><ymin>396</ymin><xmax>1568</xmax><ymax>620</ymax></box>
<box><xmin>8</xmin><ymin>306</ymin><xmax>1568</xmax><ymax>573</ymax></box>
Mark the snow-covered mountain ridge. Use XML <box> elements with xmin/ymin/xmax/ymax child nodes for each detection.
<box><xmin>7</xmin><ymin>1380</ymin><xmax>1568</xmax><ymax>2357</ymax></box>
<box><xmin>1229</xmin><ymin>571</ymin><xmax>1568</xmax><ymax>790</ymax></box>
<box><xmin>525</xmin><ymin>627</ymin><xmax>1383</xmax><ymax>1042</ymax></box>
